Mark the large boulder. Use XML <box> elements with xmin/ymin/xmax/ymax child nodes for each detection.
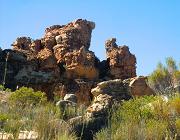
<box><xmin>91</xmin><ymin>79</ymin><xmax>131</xmax><ymax>99</ymax></box>
<box><xmin>87</xmin><ymin>79</ymin><xmax>131</xmax><ymax>118</ymax></box>
<box><xmin>129</xmin><ymin>76</ymin><xmax>155</xmax><ymax>96</ymax></box>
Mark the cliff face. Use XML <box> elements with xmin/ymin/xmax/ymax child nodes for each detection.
<box><xmin>0</xmin><ymin>19</ymin><xmax>148</xmax><ymax>105</ymax></box>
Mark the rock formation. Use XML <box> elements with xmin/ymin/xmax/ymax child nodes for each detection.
<box><xmin>0</xmin><ymin>19</ymin><xmax>154</xmax><ymax>106</ymax></box>
<box><xmin>87</xmin><ymin>79</ymin><xmax>130</xmax><ymax>118</ymax></box>
<box><xmin>0</xmin><ymin>19</ymin><xmax>156</xmax><ymax>140</ymax></box>
<box><xmin>105</xmin><ymin>38</ymin><xmax>136</xmax><ymax>79</ymax></box>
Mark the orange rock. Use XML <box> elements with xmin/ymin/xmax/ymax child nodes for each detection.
<box><xmin>37</xmin><ymin>48</ymin><xmax>57</xmax><ymax>70</ymax></box>
<box><xmin>12</xmin><ymin>37</ymin><xmax>32</xmax><ymax>51</ymax></box>
<box><xmin>105</xmin><ymin>38</ymin><xmax>136</xmax><ymax>80</ymax></box>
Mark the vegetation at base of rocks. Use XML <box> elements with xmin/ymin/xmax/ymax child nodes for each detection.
<box><xmin>8</xmin><ymin>87</ymin><xmax>47</xmax><ymax>106</ymax></box>
<box><xmin>95</xmin><ymin>95</ymin><xmax>180</xmax><ymax>140</ymax></box>
<box><xmin>0</xmin><ymin>86</ymin><xmax>83</xmax><ymax>140</ymax></box>
<box><xmin>0</xmin><ymin>103</ymin><xmax>77</xmax><ymax>139</ymax></box>
<box><xmin>148</xmin><ymin>57</ymin><xmax>180</xmax><ymax>95</ymax></box>
<box><xmin>2</xmin><ymin>55</ymin><xmax>180</xmax><ymax>140</ymax></box>
<box><xmin>0</xmin><ymin>85</ymin><xmax>11</xmax><ymax>92</ymax></box>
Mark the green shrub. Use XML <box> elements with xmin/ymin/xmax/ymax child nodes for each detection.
<box><xmin>0</xmin><ymin>85</ymin><xmax>5</xmax><ymax>91</ymax></box>
<box><xmin>0</xmin><ymin>114</ymin><xmax>9</xmax><ymax>122</ymax></box>
<box><xmin>0</xmin><ymin>114</ymin><xmax>9</xmax><ymax>129</ymax></box>
<box><xmin>0</xmin><ymin>85</ymin><xmax>11</xmax><ymax>92</ymax></box>
<box><xmin>9</xmin><ymin>87</ymin><xmax>47</xmax><ymax>106</ymax></box>
<box><xmin>0</xmin><ymin>87</ymin><xmax>79</xmax><ymax>139</ymax></box>
<box><xmin>95</xmin><ymin>95</ymin><xmax>179</xmax><ymax>140</ymax></box>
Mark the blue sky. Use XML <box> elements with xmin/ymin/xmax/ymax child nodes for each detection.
<box><xmin>0</xmin><ymin>0</ymin><xmax>180</xmax><ymax>75</ymax></box>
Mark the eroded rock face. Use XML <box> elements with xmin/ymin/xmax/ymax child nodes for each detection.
<box><xmin>86</xmin><ymin>77</ymin><xmax>154</xmax><ymax>118</ymax></box>
<box><xmin>105</xmin><ymin>38</ymin><xmax>136</xmax><ymax>80</ymax></box>
<box><xmin>0</xmin><ymin>50</ymin><xmax>29</xmax><ymax>89</ymax></box>
<box><xmin>52</xmin><ymin>19</ymin><xmax>98</xmax><ymax>80</ymax></box>
<box><xmin>37</xmin><ymin>48</ymin><xmax>58</xmax><ymax>70</ymax></box>
<box><xmin>45</xmin><ymin>19</ymin><xmax>95</xmax><ymax>50</ymax></box>
<box><xmin>12</xmin><ymin>37</ymin><xmax>32</xmax><ymax>51</ymax></box>
<box><xmin>0</xmin><ymin>19</ymin><xmax>140</xmax><ymax>105</ymax></box>
<box><xmin>53</xmin><ymin>79</ymin><xmax>94</xmax><ymax>105</ymax></box>
<box><xmin>54</xmin><ymin>46</ymin><xmax>99</xmax><ymax>80</ymax></box>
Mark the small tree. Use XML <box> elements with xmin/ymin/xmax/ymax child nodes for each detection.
<box><xmin>148</xmin><ymin>57</ymin><xmax>180</xmax><ymax>95</ymax></box>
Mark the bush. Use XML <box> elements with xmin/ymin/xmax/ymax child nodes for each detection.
<box><xmin>0</xmin><ymin>86</ymin><xmax>83</xmax><ymax>139</ymax></box>
<box><xmin>9</xmin><ymin>87</ymin><xmax>47</xmax><ymax>106</ymax></box>
<box><xmin>95</xmin><ymin>95</ymin><xmax>180</xmax><ymax>140</ymax></box>
<box><xmin>0</xmin><ymin>85</ymin><xmax>11</xmax><ymax>92</ymax></box>
<box><xmin>0</xmin><ymin>85</ymin><xmax>5</xmax><ymax>91</ymax></box>
<box><xmin>148</xmin><ymin>57</ymin><xmax>180</xmax><ymax>95</ymax></box>
<box><xmin>0</xmin><ymin>102</ymin><xmax>77</xmax><ymax>139</ymax></box>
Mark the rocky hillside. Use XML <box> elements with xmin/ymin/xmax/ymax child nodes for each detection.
<box><xmin>0</xmin><ymin>19</ymin><xmax>160</xmax><ymax>140</ymax></box>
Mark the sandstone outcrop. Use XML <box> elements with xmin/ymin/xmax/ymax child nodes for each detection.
<box><xmin>0</xmin><ymin>19</ymin><xmax>154</xmax><ymax>106</ymax></box>
<box><xmin>105</xmin><ymin>38</ymin><xmax>136</xmax><ymax>79</ymax></box>
<box><xmin>87</xmin><ymin>77</ymin><xmax>154</xmax><ymax>117</ymax></box>
<box><xmin>0</xmin><ymin>19</ymin><xmax>158</xmax><ymax>140</ymax></box>
<box><xmin>52</xmin><ymin>19</ymin><xmax>98</xmax><ymax>80</ymax></box>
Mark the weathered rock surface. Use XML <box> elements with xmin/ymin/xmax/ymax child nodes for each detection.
<box><xmin>87</xmin><ymin>79</ymin><xmax>131</xmax><ymax>118</ymax></box>
<box><xmin>0</xmin><ymin>19</ymin><xmax>158</xmax><ymax>140</ymax></box>
<box><xmin>129</xmin><ymin>76</ymin><xmax>155</xmax><ymax>96</ymax></box>
<box><xmin>0</xmin><ymin>19</ymin><xmax>150</xmax><ymax>106</ymax></box>
<box><xmin>0</xmin><ymin>50</ymin><xmax>29</xmax><ymax>89</ymax></box>
<box><xmin>87</xmin><ymin>77</ymin><xmax>154</xmax><ymax>117</ymax></box>
<box><xmin>53</xmin><ymin>79</ymin><xmax>94</xmax><ymax>105</ymax></box>
<box><xmin>105</xmin><ymin>38</ymin><xmax>136</xmax><ymax>79</ymax></box>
